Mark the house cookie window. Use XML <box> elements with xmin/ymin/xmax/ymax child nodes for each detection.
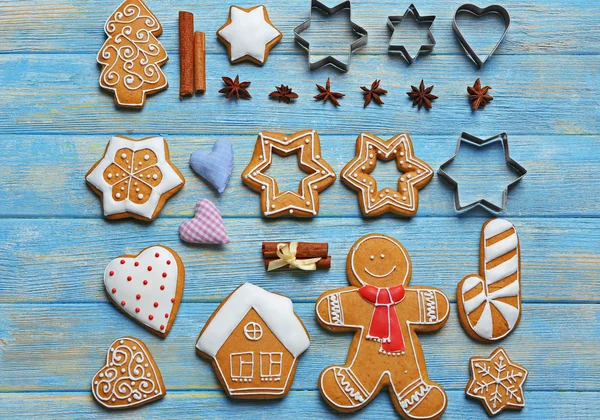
<box><xmin>230</xmin><ymin>352</ymin><xmax>254</xmax><ymax>382</ymax></box>
<box><xmin>260</xmin><ymin>352</ymin><xmax>283</xmax><ymax>382</ymax></box>
<box><xmin>244</xmin><ymin>322</ymin><xmax>263</xmax><ymax>341</ymax></box>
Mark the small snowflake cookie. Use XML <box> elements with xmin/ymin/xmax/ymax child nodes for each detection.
<box><xmin>92</xmin><ymin>336</ymin><xmax>166</xmax><ymax>409</ymax></box>
<box><xmin>457</xmin><ymin>218</ymin><xmax>522</xmax><ymax>341</ymax></box>
<box><xmin>241</xmin><ymin>130</ymin><xmax>336</xmax><ymax>218</ymax></box>
<box><xmin>196</xmin><ymin>283</ymin><xmax>310</xmax><ymax>399</ymax></box>
<box><xmin>104</xmin><ymin>245</ymin><xmax>185</xmax><ymax>337</ymax></box>
<box><xmin>217</xmin><ymin>5</ymin><xmax>282</xmax><ymax>65</ymax></box>
<box><xmin>86</xmin><ymin>136</ymin><xmax>185</xmax><ymax>221</ymax></box>
<box><xmin>316</xmin><ymin>233</ymin><xmax>450</xmax><ymax>419</ymax></box>
<box><xmin>466</xmin><ymin>347</ymin><xmax>528</xmax><ymax>416</ymax></box>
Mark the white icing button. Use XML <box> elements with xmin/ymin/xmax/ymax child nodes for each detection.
<box><xmin>289</xmin><ymin>209</ymin><xmax>294</xmax><ymax>214</ymax></box>
<box><xmin>120</xmin><ymin>187</ymin><xmax>124</xmax><ymax>191</ymax></box>
<box><xmin>259</xmin><ymin>155</ymin><xmax>263</xmax><ymax>159</ymax></box>
<box><xmin>385</xmin><ymin>189</ymin><xmax>390</xmax><ymax>193</ymax></box>
<box><xmin>321</xmin><ymin>170</ymin><xmax>326</xmax><ymax>175</ymax></box>
<box><xmin>379</xmin><ymin>193</ymin><xmax>384</xmax><ymax>198</ymax></box>
<box><xmin>369</xmin><ymin>161</ymin><xmax>373</xmax><ymax>166</ymax></box>
<box><xmin>127</xmin><ymin>398</ymin><xmax>131</xmax><ymax>403</ymax></box>
<box><xmin>138</xmin><ymin>194</ymin><xmax>143</xmax><ymax>200</ymax></box>
<box><xmin>144</xmin><ymin>154</ymin><xmax>150</xmax><ymax>161</ymax></box>
<box><xmin>370</xmin><ymin>198</ymin><xmax>375</xmax><ymax>203</ymax></box>
<box><xmin>316</xmin><ymin>155</ymin><xmax>320</xmax><ymax>159</ymax></box>
<box><xmin>408</xmin><ymin>164</ymin><xmax>413</xmax><ymax>169</ymax></box>
<box><xmin>94</xmin><ymin>381</ymin><xmax>98</xmax><ymax>385</ymax></box>
<box><xmin>368</xmin><ymin>181</ymin><xmax>373</xmax><ymax>186</ymax></box>
<box><xmin>264</xmin><ymin>140</ymin><xmax>269</xmax><ymax>145</ymax></box>
<box><xmin>112</xmin><ymin>398</ymin><xmax>115</xmax><ymax>402</ymax></box>
<box><xmin>417</xmin><ymin>170</ymin><xmax>421</xmax><ymax>174</ymax></box>
<box><xmin>134</xmin><ymin>182</ymin><xmax>138</xmax><ymax>186</ymax></box>
<box><xmin>152</xmin><ymin>174</ymin><xmax>158</xmax><ymax>180</ymax></box>
<box><xmin>284</xmin><ymin>137</ymin><xmax>288</xmax><ymax>141</ymax></box>
<box><xmin>121</xmin><ymin>153</ymin><xmax>127</xmax><ymax>159</ymax></box>
<box><xmin>146</xmin><ymin>175</ymin><xmax>150</xmax><ymax>179</ymax></box>
<box><xmin>115</xmin><ymin>193</ymin><xmax>121</xmax><ymax>199</ymax></box>
<box><xmin>147</xmin><ymin>373</ymin><xmax>151</xmax><ymax>378</ymax></box>
<box><xmin>144</xmin><ymin>364</ymin><xmax>148</xmax><ymax>368</ymax></box>
<box><xmin>369</xmin><ymin>154</ymin><xmax>373</xmax><ymax>158</ymax></box>
<box><xmin>305</xmin><ymin>139</ymin><xmax>310</xmax><ymax>144</ymax></box>
<box><xmin>353</xmin><ymin>173</ymin><xmax>358</xmax><ymax>178</ymax></box>
<box><xmin>400</xmin><ymin>152</ymin><xmax>405</xmax><ymax>157</ymax></box>
<box><xmin>306</xmin><ymin>201</ymin><xmax>310</xmax><ymax>206</ymax></box>
<box><xmin>121</xmin><ymin>368</ymin><xmax>126</xmax><ymax>373</ymax></box>
<box><xmin>99</xmin><ymin>373</ymin><xmax>104</xmax><ymax>378</ymax></box>
<box><xmin>362</xmin><ymin>166</ymin><xmax>366</xmax><ymax>170</ymax></box>
<box><xmin>362</xmin><ymin>178</ymin><xmax>366</xmax><ymax>182</ymax></box>
<box><xmin>313</xmin><ymin>185</ymin><xmax>317</xmax><ymax>190</ymax></box>
<box><xmin>261</xmin><ymin>186</ymin><xmax>266</xmax><ymax>190</ymax></box>
<box><xmin>407</xmin><ymin>174</ymin><xmax>412</xmax><ymax>179</ymax></box>
<box><xmin>368</xmin><ymin>145</ymin><xmax>373</xmax><ymax>149</ymax></box>
<box><xmin>370</xmin><ymin>256</ymin><xmax>374</xmax><ymax>260</ymax></box>
<box><xmin>380</xmin><ymin>254</ymin><xmax>385</xmax><ymax>259</ymax></box>
<box><xmin>116</xmin><ymin>173</ymin><xmax>120</xmax><ymax>177</ymax></box>
<box><xmin>271</xmin><ymin>204</ymin><xmax>276</xmax><ymax>209</ymax></box>
<box><xmin>122</xmin><ymin>173</ymin><xmax>126</xmax><ymax>177</ymax></box>
<box><xmin>402</xmin><ymin>196</ymin><xmax>407</xmax><ymax>201</ymax></box>
<box><xmin>107</xmin><ymin>173</ymin><xmax>112</xmax><ymax>179</ymax></box>
<box><xmin>400</xmin><ymin>178</ymin><xmax>405</xmax><ymax>182</ymax></box>
<box><xmin>393</xmin><ymin>194</ymin><xmax>398</xmax><ymax>198</ymax></box>
<box><xmin>399</xmin><ymin>160</ymin><xmax>405</xmax><ymax>165</ymax></box>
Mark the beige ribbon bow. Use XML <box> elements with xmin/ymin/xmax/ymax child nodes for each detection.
<box><xmin>267</xmin><ymin>242</ymin><xmax>322</xmax><ymax>271</ymax></box>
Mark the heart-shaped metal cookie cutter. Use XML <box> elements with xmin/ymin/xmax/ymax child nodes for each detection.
<box><xmin>453</xmin><ymin>4</ymin><xmax>511</xmax><ymax>68</ymax></box>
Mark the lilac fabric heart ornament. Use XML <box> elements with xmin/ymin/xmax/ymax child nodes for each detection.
<box><xmin>190</xmin><ymin>140</ymin><xmax>234</xmax><ymax>194</ymax></box>
<box><xmin>179</xmin><ymin>199</ymin><xmax>230</xmax><ymax>244</ymax></box>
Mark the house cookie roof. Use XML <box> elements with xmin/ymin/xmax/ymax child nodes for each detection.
<box><xmin>196</xmin><ymin>283</ymin><xmax>310</xmax><ymax>358</ymax></box>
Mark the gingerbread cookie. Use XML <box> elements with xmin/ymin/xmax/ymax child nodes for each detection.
<box><xmin>104</xmin><ymin>245</ymin><xmax>185</xmax><ymax>337</ymax></box>
<box><xmin>92</xmin><ymin>337</ymin><xmax>166</xmax><ymax>409</ymax></box>
<box><xmin>466</xmin><ymin>347</ymin><xmax>528</xmax><ymax>416</ymax></box>
<box><xmin>196</xmin><ymin>283</ymin><xmax>310</xmax><ymax>399</ymax></box>
<box><xmin>97</xmin><ymin>0</ymin><xmax>168</xmax><ymax>108</ymax></box>
<box><xmin>86</xmin><ymin>136</ymin><xmax>185</xmax><ymax>222</ymax></box>
<box><xmin>457</xmin><ymin>219</ymin><xmax>521</xmax><ymax>341</ymax></box>
<box><xmin>217</xmin><ymin>5</ymin><xmax>282</xmax><ymax>65</ymax></box>
<box><xmin>316</xmin><ymin>234</ymin><xmax>449</xmax><ymax>419</ymax></box>
<box><xmin>341</xmin><ymin>133</ymin><xmax>433</xmax><ymax>217</ymax></box>
<box><xmin>241</xmin><ymin>130</ymin><xmax>336</xmax><ymax>218</ymax></box>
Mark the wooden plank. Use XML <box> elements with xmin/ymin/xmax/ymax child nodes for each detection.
<box><xmin>0</xmin><ymin>390</ymin><xmax>598</xmax><ymax>418</ymax></box>
<box><xmin>0</xmin><ymin>218</ymin><xmax>598</xmax><ymax>303</ymax></box>
<box><xmin>1</xmin><ymin>134</ymin><xmax>598</xmax><ymax>217</ymax></box>
<box><xmin>0</xmin><ymin>303</ymin><xmax>597</xmax><ymax>391</ymax></box>
<box><xmin>0</xmin><ymin>0</ymin><xmax>598</xmax><ymax>54</ymax></box>
<box><xmin>0</xmin><ymin>54</ymin><xmax>598</xmax><ymax>136</ymax></box>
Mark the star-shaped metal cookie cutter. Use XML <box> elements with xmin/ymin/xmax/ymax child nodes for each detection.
<box><xmin>294</xmin><ymin>0</ymin><xmax>368</xmax><ymax>72</ymax></box>
<box><xmin>438</xmin><ymin>132</ymin><xmax>527</xmax><ymax>213</ymax></box>
<box><xmin>387</xmin><ymin>4</ymin><xmax>436</xmax><ymax>64</ymax></box>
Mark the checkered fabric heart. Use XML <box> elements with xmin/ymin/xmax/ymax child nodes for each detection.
<box><xmin>179</xmin><ymin>199</ymin><xmax>230</xmax><ymax>244</ymax></box>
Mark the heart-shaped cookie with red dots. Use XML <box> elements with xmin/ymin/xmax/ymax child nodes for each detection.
<box><xmin>104</xmin><ymin>245</ymin><xmax>185</xmax><ymax>338</ymax></box>
<box><xmin>92</xmin><ymin>336</ymin><xmax>166</xmax><ymax>409</ymax></box>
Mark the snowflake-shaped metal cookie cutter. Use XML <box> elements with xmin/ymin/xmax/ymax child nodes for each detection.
<box><xmin>387</xmin><ymin>3</ymin><xmax>436</xmax><ymax>64</ymax></box>
<box><xmin>294</xmin><ymin>0</ymin><xmax>368</xmax><ymax>72</ymax></box>
<box><xmin>438</xmin><ymin>132</ymin><xmax>527</xmax><ymax>213</ymax></box>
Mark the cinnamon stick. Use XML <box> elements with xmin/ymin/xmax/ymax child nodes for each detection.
<box><xmin>179</xmin><ymin>11</ymin><xmax>194</xmax><ymax>98</ymax></box>
<box><xmin>262</xmin><ymin>242</ymin><xmax>329</xmax><ymax>259</ymax></box>
<box><xmin>264</xmin><ymin>256</ymin><xmax>331</xmax><ymax>270</ymax></box>
<box><xmin>194</xmin><ymin>31</ymin><xmax>206</xmax><ymax>93</ymax></box>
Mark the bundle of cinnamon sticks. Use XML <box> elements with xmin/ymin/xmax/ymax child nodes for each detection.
<box><xmin>262</xmin><ymin>242</ymin><xmax>331</xmax><ymax>270</ymax></box>
<box><xmin>179</xmin><ymin>11</ymin><xmax>206</xmax><ymax>97</ymax></box>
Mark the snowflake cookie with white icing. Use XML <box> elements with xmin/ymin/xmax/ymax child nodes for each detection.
<box><xmin>92</xmin><ymin>336</ymin><xmax>166</xmax><ymax>409</ymax></box>
<box><xmin>86</xmin><ymin>136</ymin><xmax>184</xmax><ymax>222</ymax></box>
<box><xmin>316</xmin><ymin>233</ymin><xmax>449</xmax><ymax>419</ymax></box>
<box><xmin>466</xmin><ymin>347</ymin><xmax>528</xmax><ymax>416</ymax></box>
<box><xmin>104</xmin><ymin>245</ymin><xmax>185</xmax><ymax>337</ymax></box>
<box><xmin>457</xmin><ymin>218</ymin><xmax>522</xmax><ymax>341</ymax></box>
<box><xmin>217</xmin><ymin>5</ymin><xmax>282</xmax><ymax>65</ymax></box>
<box><xmin>196</xmin><ymin>283</ymin><xmax>310</xmax><ymax>399</ymax></box>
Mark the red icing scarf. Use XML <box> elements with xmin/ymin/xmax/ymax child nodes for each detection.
<box><xmin>358</xmin><ymin>285</ymin><xmax>406</xmax><ymax>353</ymax></box>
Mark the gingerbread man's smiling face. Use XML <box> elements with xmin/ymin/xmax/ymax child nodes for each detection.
<box><xmin>347</xmin><ymin>234</ymin><xmax>412</xmax><ymax>287</ymax></box>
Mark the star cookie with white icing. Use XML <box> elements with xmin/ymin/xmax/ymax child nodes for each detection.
<box><xmin>341</xmin><ymin>133</ymin><xmax>433</xmax><ymax>217</ymax></box>
<box><xmin>86</xmin><ymin>136</ymin><xmax>185</xmax><ymax>221</ymax></box>
<box><xmin>241</xmin><ymin>130</ymin><xmax>336</xmax><ymax>218</ymax></box>
<box><xmin>217</xmin><ymin>5</ymin><xmax>282</xmax><ymax>65</ymax></box>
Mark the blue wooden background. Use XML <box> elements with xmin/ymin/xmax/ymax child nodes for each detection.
<box><xmin>0</xmin><ymin>0</ymin><xmax>599</xmax><ymax>418</ymax></box>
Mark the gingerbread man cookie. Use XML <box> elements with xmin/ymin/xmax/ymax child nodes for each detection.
<box><xmin>457</xmin><ymin>219</ymin><xmax>521</xmax><ymax>341</ymax></box>
<box><xmin>86</xmin><ymin>136</ymin><xmax>185</xmax><ymax>222</ymax></box>
<box><xmin>97</xmin><ymin>0</ymin><xmax>168</xmax><ymax>108</ymax></box>
<box><xmin>241</xmin><ymin>130</ymin><xmax>336</xmax><ymax>218</ymax></box>
<box><xmin>316</xmin><ymin>234</ymin><xmax>449</xmax><ymax>419</ymax></box>
<box><xmin>341</xmin><ymin>133</ymin><xmax>433</xmax><ymax>217</ymax></box>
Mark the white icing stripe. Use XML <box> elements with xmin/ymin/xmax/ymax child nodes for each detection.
<box><xmin>485</xmin><ymin>233</ymin><xmax>518</xmax><ymax>262</ymax></box>
<box><xmin>484</xmin><ymin>218</ymin><xmax>514</xmax><ymax>239</ymax></box>
<box><xmin>490</xmin><ymin>300</ymin><xmax>520</xmax><ymax>329</ymax></box>
<box><xmin>463</xmin><ymin>291</ymin><xmax>487</xmax><ymax>314</ymax></box>
<box><xmin>485</xmin><ymin>254</ymin><xmax>518</xmax><ymax>284</ymax></box>
<box><xmin>489</xmin><ymin>280</ymin><xmax>520</xmax><ymax>300</ymax></box>
<box><xmin>196</xmin><ymin>283</ymin><xmax>310</xmax><ymax>358</ymax></box>
<box><xmin>461</xmin><ymin>276</ymin><xmax>482</xmax><ymax>294</ymax></box>
<box><xmin>472</xmin><ymin>302</ymin><xmax>493</xmax><ymax>339</ymax></box>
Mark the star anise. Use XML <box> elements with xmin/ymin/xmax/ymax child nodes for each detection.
<box><xmin>407</xmin><ymin>80</ymin><xmax>438</xmax><ymax>110</ymax></box>
<box><xmin>268</xmin><ymin>84</ymin><xmax>299</xmax><ymax>104</ymax></box>
<box><xmin>468</xmin><ymin>78</ymin><xmax>493</xmax><ymax>110</ymax></box>
<box><xmin>361</xmin><ymin>80</ymin><xmax>387</xmax><ymax>108</ymax></box>
<box><xmin>219</xmin><ymin>75</ymin><xmax>251</xmax><ymax>100</ymax></box>
<box><xmin>314</xmin><ymin>77</ymin><xmax>345</xmax><ymax>106</ymax></box>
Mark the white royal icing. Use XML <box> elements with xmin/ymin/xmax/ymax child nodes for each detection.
<box><xmin>196</xmin><ymin>283</ymin><xmax>310</xmax><ymax>358</ymax></box>
<box><xmin>461</xmin><ymin>219</ymin><xmax>520</xmax><ymax>340</ymax></box>
<box><xmin>86</xmin><ymin>136</ymin><xmax>184</xmax><ymax>219</ymax></box>
<box><xmin>218</xmin><ymin>6</ymin><xmax>281</xmax><ymax>64</ymax></box>
<box><xmin>97</xmin><ymin>0</ymin><xmax>168</xmax><ymax>107</ymax></box>
<box><xmin>104</xmin><ymin>246</ymin><xmax>180</xmax><ymax>333</ymax></box>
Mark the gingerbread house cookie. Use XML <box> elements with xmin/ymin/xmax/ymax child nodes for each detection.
<box><xmin>196</xmin><ymin>283</ymin><xmax>310</xmax><ymax>399</ymax></box>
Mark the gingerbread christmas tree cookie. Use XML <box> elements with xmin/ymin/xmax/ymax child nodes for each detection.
<box><xmin>316</xmin><ymin>234</ymin><xmax>449</xmax><ymax>419</ymax></box>
<box><xmin>86</xmin><ymin>136</ymin><xmax>184</xmax><ymax>222</ymax></box>
<box><xmin>97</xmin><ymin>0</ymin><xmax>168</xmax><ymax>108</ymax></box>
<box><xmin>341</xmin><ymin>133</ymin><xmax>433</xmax><ymax>217</ymax></box>
<box><xmin>92</xmin><ymin>337</ymin><xmax>166</xmax><ymax>409</ymax></box>
<box><xmin>242</xmin><ymin>130</ymin><xmax>336</xmax><ymax>218</ymax></box>
<box><xmin>196</xmin><ymin>283</ymin><xmax>310</xmax><ymax>399</ymax></box>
